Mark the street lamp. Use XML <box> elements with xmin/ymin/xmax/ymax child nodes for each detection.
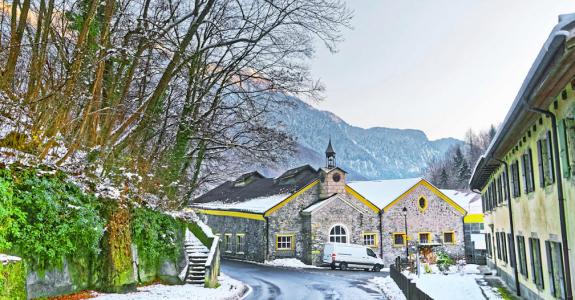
<box><xmin>402</xmin><ymin>207</ymin><xmax>408</xmax><ymax>267</ymax></box>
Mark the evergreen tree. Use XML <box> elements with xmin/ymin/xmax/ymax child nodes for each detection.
<box><xmin>458</xmin><ymin>160</ymin><xmax>471</xmax><ymax>188</ymax></box>
<box><xmin>439</xmin><ymin>168</ymin><xmax>449</xmax><ymax>188</ymax></box>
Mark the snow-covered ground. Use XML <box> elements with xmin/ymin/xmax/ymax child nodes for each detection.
<box><xmin>93</xmin><ymin>274</ymin><xmax>246</xmax><ymax>300</ymax></box>
<box><xmin>264</xmin><ymin>258</ymin><xmax>320</xmax><ymax>269</ymax></box>
<box><xmin>405</xmin><ymin>264</ymin><xmax>504</xmax><ymax>300</ymax></box>
<box><xmin>366</xmin><ymin>276</ymin><xmax>406</xmax><ymax>300</ymax></box>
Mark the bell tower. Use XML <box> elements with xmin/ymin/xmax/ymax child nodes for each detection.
<box><xmin>326</xmin><ymin>138</ymin><xmax>336</xmax><ymax>168</ymax></box>
<box><xmin>319</xmin><ymin>139</ymin><xmax>346</xmax><ymax>198</ymax></box>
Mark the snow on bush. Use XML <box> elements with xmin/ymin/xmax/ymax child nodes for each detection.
<box><xmin>366</xmin><ymin>276</ymin><xmax>406</xmax><ymax>300</ymax></box>
<box><xmin>264</xmin><ymin>258</ymin><xmax>319</xmax><ymax>269</ymax></box>
<box><xmin>93</xmin><ymin>274</ymin><xmax>245</xmax><ymax>300</ymax></box>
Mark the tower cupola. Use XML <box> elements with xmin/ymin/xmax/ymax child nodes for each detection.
<box><xmin>326</xmin><ymin>139</ymin><xmax>336</xmax><ymax>168</ymax></box>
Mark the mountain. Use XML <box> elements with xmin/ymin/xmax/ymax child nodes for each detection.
<box><xmin>265</xmin><ymin>96</ymin><xmax>463</xmax><ymax>180</ymax></box>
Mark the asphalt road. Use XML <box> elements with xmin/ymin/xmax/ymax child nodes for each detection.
<box><xmin>221</xmin><ymin>259</ymin><xmax>389</xmax><ymax>300</ymax></box>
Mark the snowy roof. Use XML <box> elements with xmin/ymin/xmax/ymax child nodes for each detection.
<box><xmin>440</xmin><ymin>190</ymin><xmax>481</xmax><ymax>214</ymax></box>
<box><xmin>193</xmin><ymin>193</ymin><xmax>291</xmax><ymax>214</ymax></box>
<box><xmin>191</xmin><ymin>164</ymin><xmax>317</xmax><ymax>208</ymax></box>
<box><xmin>347</xmin><ymin>178</ymin><xmax>422</xmax><ymax>209</ymax></box>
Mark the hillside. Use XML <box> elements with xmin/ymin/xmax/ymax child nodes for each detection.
<box><xmin>265</xmin><ymin>96</ymin><xmax>462</xmax><ymax>180</ymax></box>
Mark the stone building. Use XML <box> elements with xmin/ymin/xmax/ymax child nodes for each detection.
<box><xmin>470</xmin><ymin>14</ymin><xmax>575</xmax><ymax>300</ymax></box>
<box><xmin>191</xmin><ymin>140</ymin><xmax>471</xmax><ymax>266</ymax></box>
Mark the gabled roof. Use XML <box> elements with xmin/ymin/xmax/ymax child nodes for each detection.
<box><xmin>347</xmin><ymin>178</ymin><xmax>422</xmax><ymax>209</ymax></box>
<box><xmin>348</xmin><ymin>178</ymin><xmax>467</xmax><ymax>214</ymax></box>
<box><xmin>190</xmin><ymin>165</ymin><xmax>318</xmax><ymax>213</ymax></box>
<box><xmin>440</xmin><ymin>189</ymin><xmax>481</xmax><ymax>214</ymax></box>
<box><xmin>302</xmin><ymin>194</ymin><xmax>369</xmax><ymax>215</ymax></box>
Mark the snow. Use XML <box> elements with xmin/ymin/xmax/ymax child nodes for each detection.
<box><xmin>93</xmin><ymin>274</ymin><xmax>245</xmax><ymax>300</ymax></box>
<box><xmin>366</xmin><ymin>276</ymin><xmax>406</xmax><ymax>300</ymax></box>
<box><xmin>194</xmin><ymin>193</ymin><xmax>290</xmax><ymax>213</ymax></box>
<box><xmin>197</xmin><ymin>220</ymin><xmax>215</xmax><ymax>238</ymax></box>
<box><xmin>264</xmin><ymin>258</ymin><xmax>320</xmax><ymax>269</ymax></box>
<box><xmin>347</xmin><ymin>178</ymin><xmax>422</xmax><ymax>209</ymax></box>
<box><xmin>440</xmin><ymin>189</ymin><xmax>481</xmax><ymax>213</ymax></box>
<box><xmin>0</xmin><ymin>254</ymin><xmax>22</xmax><ymax>265</ymax></box>
<box><xmin>405</xmin><ymin>264</ymin><xmax>502</xmax><ymax>300</ymax></box>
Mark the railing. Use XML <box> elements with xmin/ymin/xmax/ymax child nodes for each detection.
<box><xmin>390</xmin><ymin>257</ymin><xmax>433</xmax><ymax>300</ymax></box>
<box><xmin>204</xmin><ymin>235</ymin><xmax>220</xmax><ymax>288</ymax></box>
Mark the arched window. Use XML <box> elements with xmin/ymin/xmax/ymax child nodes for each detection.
<box><xmin>329</xmin><ymin>225</ymin><xmax>348</xmax><ymax>243</ymax></box>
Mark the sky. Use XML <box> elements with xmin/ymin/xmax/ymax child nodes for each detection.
<box><xmin>309</xmin><ymin>0</ymin><xmax>575</xmax><ymax>141</ymax></box>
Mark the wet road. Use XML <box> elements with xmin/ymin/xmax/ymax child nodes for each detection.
<box><xmin>221</xmin><ymin>260</ymin><xmax>388</xmax><ymax>300</ymax></box>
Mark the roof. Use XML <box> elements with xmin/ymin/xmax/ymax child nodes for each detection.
<box><xmin>190</xmin><ymin>165</ymin><xmax>319</xmax><ymax>213</ymax></box>
<box><xmin>470</xmin><ymin>13</ymin><xmax>575</xmax><ymax>190</ymax></box>
<box><xmin>440</xmin><ymin>189</ymin><xmax>482</xmax><ymax>214</ymax></box>
<box><xmin>347</xmin><ymin>178</ymin><xmax>422</xmax><ymax>209</ymax></box>
<box><xmin>325</xmin><ymin>139</ymin><xmax>336</xmax><ymax>155</ymax></box>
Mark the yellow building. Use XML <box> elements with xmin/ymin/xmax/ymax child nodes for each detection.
<box><xmin>470</xmin><ymin>14</ymin><xmax>575</xmax><ymax>300</ymax></box>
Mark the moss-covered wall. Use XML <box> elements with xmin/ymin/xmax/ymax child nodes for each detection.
<box><xmin>0</xmin><ymin>259</ymin><xmax>27</xmax><ymax>300</ymax></box>
<box><xmin>0</xmin><ymin>167</ymin><xmax>213</xmax><ymax>299</ymax></box>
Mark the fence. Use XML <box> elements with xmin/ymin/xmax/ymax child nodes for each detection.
<box><xmin>390</xmin><ymin>257</ymin><xmax>433</xmax><ymax>300</ymax></box>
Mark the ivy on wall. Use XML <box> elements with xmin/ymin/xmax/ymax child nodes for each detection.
<box><xmin>0</xmin><ymin>167</ymin><xmax>105</xmax><ymax>271</ymax></box>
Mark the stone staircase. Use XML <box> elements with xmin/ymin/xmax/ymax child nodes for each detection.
<box><xmin>184</xmin><ymin>232</ymin><xmax>210</xmax><ymax>285</ymax></box>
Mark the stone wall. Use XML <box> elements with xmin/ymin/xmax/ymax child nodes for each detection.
<box><xmin>308</xmin><ymin>194</ymin><xmax>380</xmax><ymax>265</ymax></box>
<box><xmin>201</xmin><ymin>214</ymin><xmax>267</xmax><ymax>262</ymax></box>
<box><xmin>381</xmin><ymin>183</ymin><xmax>465</xmax><ymax>266</ymax></box>
<box><xmin>267</xmin><ymin>183</ymin><xmax>320</xmax><ymax>261</ymax></box>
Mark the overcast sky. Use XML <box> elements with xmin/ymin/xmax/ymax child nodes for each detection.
<box><xmin>308</xmin><ymin>0</ymin><xmax>575</xmax><ymax>140</ymax></box>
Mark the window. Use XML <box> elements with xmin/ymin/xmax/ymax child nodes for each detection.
<box><xmin>329</xmin><ymin>225</ymin><xmax>347</xmax><ymax>243</ymax></box>
<box><xmin>367</xmin><ymin>248</ymin><xmax>377</xmax><ymax>258</ymax></box>
<box><xmin>502</xmin><ymin>170</ymin><xmax>510</xmax><ymax>202</ymax></box>
<box><xmin>363</xmin><ymin>233</ymin><xmax>377</xmax><ymax>247</ymax></box>
<box><xmin>522</xmin><ymin>149</ymin><xmax>535</xmax><ymax>193</ymax></box>
<box><xmin>236</xmin><ymin>234</ymin><xmax>245</xmax><ymax>253</ymax></box>
<box><xmin>511</xmin><ymin>161</ymin><xmax>521</xmax><ymax>197</ymax></box>
<box><xmin>537</xmin><ymin>131</ymin><xmax>555</xmax><ymax>187</ymax></box>
<box><xmin>443</xmin><ymin>232</ymin><xmax>455</xmax><ymax>244</ymax></box>
<box><xmin>496</xmin><ymin>176</ymin><xmax>503</xmax><ymax>205</ymax></box>
<box><xmin>496</xmin><ymin>233</ymin><xmax>502</xmax><ymax>260</ymax></box>
<box><xmin>486</xmin><ymin>233</ymin><xmax>493</xmax><ymax>258</ymax></box>
<box><xmin>419</xmin><ymin>232</ymin><xmax>430</xmax><ymax>244</ymax></box>
<box><xmin>517</xmin><ymin>236</ymin><xmax>528</xmax><ymax>277</ymax></box>
<box><xmin>507</xmin><ymin>233</ymin><xmax>515</xmax><ymax>268</ymax></box>
<box><xmin>501</xmin><ymin>233</ymin><xmax>508</xmax><ymax>264</ymax></box>
<box><xmin>224</xmin><ymin>234</ymin><xmax>232</xmax><ymax>253</ymax></box>
<box><xmin>276</xmin><ymin>234</ymin><xmax>294</xmax><ymax>250</ymax></box>
<box><xmin>393</xmin><ymin>233</ymin><xmax>406</xmax><ymax>247</ymax></box>
<box><xmin>529</xmin><ymin>237</ymin><xmax>544</xmax><ymax>289</ymax></box>
<box><xmin>418</xmin><ymin>197</ymin><xmax>427</xmax><ymax>211</ymax></box>
<box><xmin>545</xmin><ymin>241</ymin><xmax>565</xmax><ymax>298</ymax></box>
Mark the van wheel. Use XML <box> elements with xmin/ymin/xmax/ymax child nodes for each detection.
<box><xmin>373</xmin><ymin>264</ymin><xmax>382</xmax><ymax>272</ymax></box>
<box><xmin>330</xmin><ymin>263</ymin><xmax>336</xmax><ymax>270</ymax></box>
<box><xmin>340</xmin><ymin>262</ymin><xmax>348</xmax><ymax>271</ymax></box>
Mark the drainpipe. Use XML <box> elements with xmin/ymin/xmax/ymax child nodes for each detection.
<box><xmin>265</xmin><ymin>216</ymin><xmax>270</xmax><ymax>261</ymax></box>
<box><xmin>379</xmin><ymin>210</ymin><xmax>384</xmax><ymax>258</ymax></box>
<box><xmin>524</xmin><ymin>106</ymin><xmax>573</xmax><ymax>300</ymax></box>
<box><xmin>493</xmin><ymin>158</ymin><xmax>521</xmax><ymax>297</ymax></box>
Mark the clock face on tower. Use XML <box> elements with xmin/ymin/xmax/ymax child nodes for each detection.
<box><xmin>332</xmin><ymin>172</ymin><xmax>341</xmax><ymax>182</ymax></box>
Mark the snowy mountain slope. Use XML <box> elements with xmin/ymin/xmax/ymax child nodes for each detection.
<box><xmin>266</xmin><ymin>96</ymin><xmax>462</xmax><ymax>180</ymax></box>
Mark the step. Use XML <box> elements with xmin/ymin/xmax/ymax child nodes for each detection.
<box><xmin>187</xmin><ymin>253</ymin><xmax>209</xmax><ymax>257</ymax></box>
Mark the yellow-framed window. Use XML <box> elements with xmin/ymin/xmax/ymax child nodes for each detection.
<box><xmin>392</xmin><ymin>233</ymin><xmax>406</xmax><ymax>247</ymax></box>
<box><xmin>362</xmin><ymin>232</ymin><xmax>378</xmax><ymax>247</ymax></box>
<box><xmin>276</xmin><ymin>234</ymin><xmax>295</xmax><ymax>250</ymax></box>
<box><xmin>224</xmin><ymin>234</ymin><xmax>232</xmax><ymax>252</ymax></box>
<box><xmin>418</xmin><ymin>195</ymin><xmax>428</xmax><ymax>212</ymax></box>
<box><xmin>419</xmin><ymin>232</ymin><xmax>431</xmax><ymax>244</ymax></box>
<box><xmin>443</xmin><ymin>231</ymin><xmax>455</xmax><ymax>244</ymax></box>
<box><xmin>236</xmin><ymin>234</ymin><xmax>245</xmax><ymax>253</ymax></box>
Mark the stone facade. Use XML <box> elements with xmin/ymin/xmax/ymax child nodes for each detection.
<box><xmin>202</xmin><ymin>214</ymin><xmax>267</xmax><ymax>262</ymax></box>
<box><xmin>306</xmin><ymin>194</ymin><xmax>380</xmax><ymax>265</ymax></box>
<box><xmin>380</xmin><ymin>183</ymin><xmax>465</xmax><ymax>265</ymax></box>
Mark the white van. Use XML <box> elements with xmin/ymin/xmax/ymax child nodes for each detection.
<box><xmin>322</xmin><ymin>243</ymin><xmax>384</xmax><ymax>272</ymax></box>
